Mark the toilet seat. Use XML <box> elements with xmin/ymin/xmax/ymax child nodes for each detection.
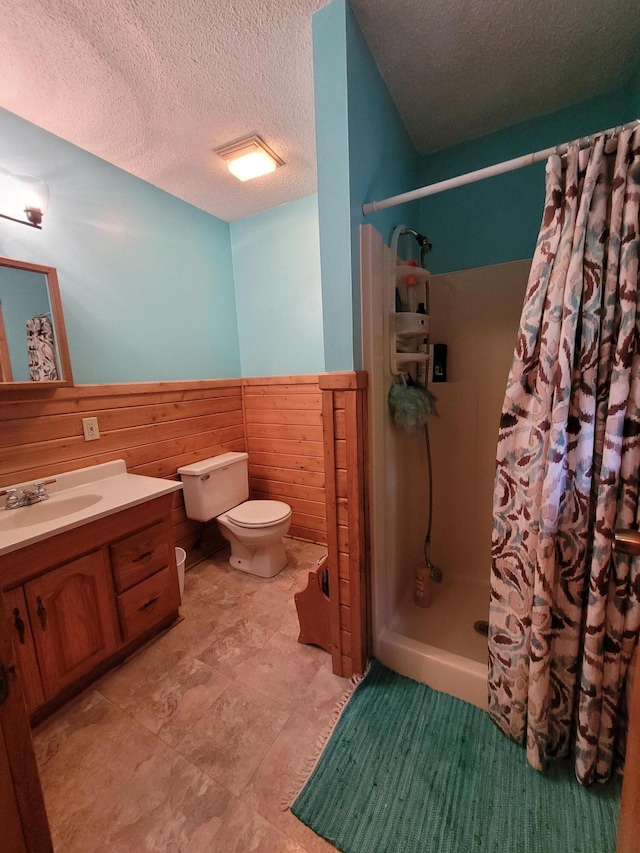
<box><xmin>226</xmin><ymin>500</ymin><xmax>291</xmax><ymax>528</ymax></box>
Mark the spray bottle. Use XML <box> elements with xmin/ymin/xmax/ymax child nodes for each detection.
<box><xmin>414</xmin><ymin>563</ymin><xmax>434</xmax><ymax>607</ymax></box>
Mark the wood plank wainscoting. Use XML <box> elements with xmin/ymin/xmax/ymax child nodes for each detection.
<box><xmin>242</xmin><ymin>376</ymin><xmax>327</xmax><ymax>545</ymax></box>
<box><xmin>0</xmin><ymin>380</ymin><xmax>246</xmax><ymax>565</ymax></box>
<box><xmin>0</xmin><ymin>372</ymin><xmax>370</xmax><ymax>678</ymax></box>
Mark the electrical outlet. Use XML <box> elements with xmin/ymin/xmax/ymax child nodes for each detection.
<box><xmin>82</xmin><ymin>417</ymin><xmax>100</xmax><ymax>441</ymax></box>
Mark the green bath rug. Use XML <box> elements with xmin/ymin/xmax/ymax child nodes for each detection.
<box><xmin>291</xmin><ymin>659</ymin><xmax>621</xmax><ymax>853</ymax></box>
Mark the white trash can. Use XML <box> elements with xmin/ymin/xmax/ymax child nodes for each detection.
<box><xmin>175</xmin><ymin>547</ymin><xmax>186</xmax><ymax>603</ymax></box>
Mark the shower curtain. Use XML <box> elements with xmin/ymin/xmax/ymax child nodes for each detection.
<box><xmin>27</xmin><ymin>315</ymin><xmax>59</xmax><ymax>381</ymax></box>
<box><xmin>488</xmin><ymin>126</ymin><xmax>640</xmax><ymax>786</ymax></box>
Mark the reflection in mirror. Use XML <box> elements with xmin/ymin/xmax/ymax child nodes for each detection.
<box><xmin>0</xmin><ymin>257</ymin><xmax>73</xmax><ymax>387</ymax></box>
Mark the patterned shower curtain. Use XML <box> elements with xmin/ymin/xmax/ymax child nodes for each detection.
<box><xmin>27</xmin><ymin>315</ymin><xmax>59</xmax><ymax>381</ymax></box>
<box><xmin>488</xmin><ymin>126</ymin><xmax>640</xmax><ymax>786</ymax></box>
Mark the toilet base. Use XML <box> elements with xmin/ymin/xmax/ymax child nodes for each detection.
<box><xmin>216</xmin><ymin>506</ymin><xmax>291</xmax><ymax>579</ymax></box>
<box><xmin>221</xmin><ymin>531</ymin><xmax>288</xmax><ymax>578</ymax></box>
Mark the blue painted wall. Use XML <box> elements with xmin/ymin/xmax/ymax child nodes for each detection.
<box><xmin>344</xmin><ymin>2</ymin><xmax>421</xmax><ymax>368</ymax></box>
<box><xmin>626</xmin><ymin>58</ymin><xmax>640</xmax><ymax>114</ymax></box>
<box><xmin>313</xmin><ymin>0</ymin><xmax>420</xmax><ymax>371</ymax></box>
<box><xmin>230</xmin><ymin>194</ymin><xmax>325</xmax><ymax>376</ymax></box>
<box><xmin>418</xmin><ymin>86</ymin><xmax>638</xmax><ymax>275</ymax></box>
<box><xmin>0</xmin><ymin>107</ymin><xmax>240</xmax><ymax>384</ymax></box>
<box><xmin>312</xmin><ymin>0</ymin><xmax>353</xmax><ymax>372</ymax></box>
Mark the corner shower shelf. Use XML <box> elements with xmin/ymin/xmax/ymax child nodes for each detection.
<box><xmin>390</xmin><ymin>264</ymin><xmax>431</xmax><ymax>376</ymax></box>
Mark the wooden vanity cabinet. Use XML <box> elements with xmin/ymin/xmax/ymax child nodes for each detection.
<box><xmin>110</xmin><ymin>520</ymin><xmax>180</xmax><ymax>641</ymax></box>
<box><xmin>24</xmin><ymin>550</ymin><xmax>119</xmax><ymax>700</ymax></box>
<box><xmin>110</xmin><ymin>521</ymin><xmax>170</xmax><ymax>590</ymax></box>
<box><xmin>2</xmin><ymin>587</ymin><xmax>45</xmax><ymax>715</ymax></box>
<box><xmin>1</xmin><ymin>494</ymin><xmax>180</xmax><ymax>719</ymax></box>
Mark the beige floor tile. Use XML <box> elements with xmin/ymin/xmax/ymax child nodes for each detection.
<box><xmin>235</xmin><ymin>585</ymin><xmax>297</xmax><ymax>634</ymax></box>
<box><xmin>176</xmin><ymin>679</ymin><xmax>291</xmax><ymax>797</ymax></box>
<box><xmin>34</xmin><ymin>690</ymin><xmax>233</xmax><ymax>853</ymax></box>
<box><xmin>286</xmin><ymin>819</ymin><xmax>339</xmax><ymax>853</ymax></box>
<box><xmin>34</xmin><ymin>539</ymin><xmax>338</xmax><ymax>852</ymax></box>
<box><xmin>279</xmin><ymin>607</ymin><xmax>305</xmax><ymax>640</ymax></box>
<box><xmin>206</xmin><ymin>798</ymin><xmax>306</xmax><ymax>852</ymax></box>
<box><xmin>157</xmin><ymin>593</ymin><xmax>242</xmax><ymax>660</ymax></box>
<box><xmin>98</xmin><ymin>641</ymin><xmax>231</xmax><ymax>746</ymax></box>
<box><xmin>294</xmin><ymin>658</ymin><xmax>351</xmax><ymax>723</ymax></box>
<box><xmin>242</xmin><ymin>709</ymin><xmax>341</xmax><ymax>852</ymax></box>
<box><xmin>187</xmin><ymin>553</ymin><xmax>266</xmax><ymax>602</ymax></box>
<box><xmin>232</xmin><ymin>627</ymin><xmax>328</xmax><ymax>708</ymax></box>
<box><xmin>195</xmin><ymin>614</ymin><xmax>276</xmax><ymax>675</ymax></box>
<box><xmin>51</xmin><ymin>831</ymin><xmax>68</xmax><ymax>853</ymax></box>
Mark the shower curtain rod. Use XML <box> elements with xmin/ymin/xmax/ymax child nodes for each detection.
<box><xmin>361</xmin><ymin>117</ymin><xmax>640</xmax><ymax>216</ymax></box>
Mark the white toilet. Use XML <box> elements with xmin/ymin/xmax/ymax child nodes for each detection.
<box><xmin>177</xmin><ymin>452</ymin><xmax>292</xmax><ymax>578</ymax></box>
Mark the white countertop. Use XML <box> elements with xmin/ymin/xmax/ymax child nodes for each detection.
<box><xmin>0</xmin><ymin>460</ymin><xmax>182</xmax><ymax>557</ymax></box>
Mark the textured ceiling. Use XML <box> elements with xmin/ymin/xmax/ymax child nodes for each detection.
<box><xmin>0</xmin><ymin>1</ymin><xmax>639</xmax><ymax>223</ymax></box>
<box><xmin>350</xmin><ymin>0</ymin><xmax>640</xmax><ymax>153</ymax></box>
<box><xmin>0</xmin><ymin>0</ymin><xmax>326</xmax><ymax>222</ymax></box>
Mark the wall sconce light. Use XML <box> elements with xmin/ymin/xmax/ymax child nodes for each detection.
<box><xmin>215</xmin><ymin>135</ymin><xmax>284</xmax><ymax>182</ymax></box>
<box><xmin>0</xmin><ymin>172</ymin><xmax>50</xmax><ymax>229</ymax></box>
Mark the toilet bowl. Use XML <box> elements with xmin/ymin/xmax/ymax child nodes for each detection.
<box><xmin>217</xmin><ymin>499</ymin><xmax>292</xmax><ymax>578</ymax></box>
<box><xmin>177</xmin><ymin>452</ymin><xmax>292</xmax><ymax>578</ymax></box>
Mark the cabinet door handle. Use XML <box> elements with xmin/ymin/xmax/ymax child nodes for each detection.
<box><xmin>12</xmin><ymin>607</ymin><xmax>26</xmax><ymax>645</ymax></box>
<box><xmin>133</xmin><ymin>550</ymin><xmax>153</xmax><ymax>563</ymax></box>
<box><xmin>36</xmin><ymin>595</ymin><xmax>47</xmax><ymax>630</ymax></box>
<box><xmin>138</xmin><ymin>596</ymin><xmax>159</xmax><ymax>612</ymax></box>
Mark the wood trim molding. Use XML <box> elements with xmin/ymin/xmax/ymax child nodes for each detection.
<box><xmin>319</xmin><ymin>371</ymin><xmax>368</xmax><ymax>390</ymax></box>
<box><xmin>0</xmin><ymin>301</ymin><xmax>14</xmax><ymax>382</ymax></box>
<box><xmin>321</xmin><ymin>371</ymin><xmax>370</xmax><ymax>678</ymax></box>
<box><xmin>322</xmin><ymin>388</ymin><xmax>342</xmax><ymax>674</ymax></box>
<box><xmin>242</xmin><ymin>375</ymin><xmax>320</xmax><ymax>386</ymax></box>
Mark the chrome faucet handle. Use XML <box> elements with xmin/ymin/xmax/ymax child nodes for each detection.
<box><xmin>30</xmin><ymin>481</ymin><xmax>50</xmax><ymax>502</ymax></box>
<box><xmin>4</xmin><ymin>488</ymin><xmax>20</xmax><ymax>509</ymax></box>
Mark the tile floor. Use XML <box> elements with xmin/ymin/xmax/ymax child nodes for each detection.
<box><xmin>33</xmin><ymin>539</ymin><xmax>345</xmax><ymax>852</ymax></box>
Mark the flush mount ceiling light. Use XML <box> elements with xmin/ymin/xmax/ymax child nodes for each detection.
<box><xmin>215</xmin><ymin>135</ymin><xmax>284</xmax><ymax>182</ymax></box>
<box><xmin>0</xmin><ymin>171</ymin><xmax>50</xmax><ymax>228</ymax></box>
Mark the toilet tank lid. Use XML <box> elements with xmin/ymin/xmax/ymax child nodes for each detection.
<box><xmin>177</xmin><ymin>451</ymin><xmax>249</xmax><ymax>477</ymax></box>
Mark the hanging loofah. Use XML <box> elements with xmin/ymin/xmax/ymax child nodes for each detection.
<box><xmin>388</xmin><ymin>375</ymin><xmax>438</xmax><ymax>431</ymax></box>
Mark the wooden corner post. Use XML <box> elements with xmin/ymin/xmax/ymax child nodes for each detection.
<box><xmin>319</xmin><ymin>372</ymin><xmax>370</xmax><ymax>678</ymax></box>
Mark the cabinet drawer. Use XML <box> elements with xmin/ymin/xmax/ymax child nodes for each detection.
<box><xmin>117</xmin><ymin>566</ymin><xmax>180</xmax><ymax>642</ymax></box>
<box><xmin>110</xmin><ymin>523</ymin><xmax>169</xmax><ymax>592</ymax></box>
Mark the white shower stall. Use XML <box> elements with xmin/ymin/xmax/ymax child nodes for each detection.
<box><xmin>361</xmin><ymin>224</ymin><xmax>528</xmax><ymax>708</ymax></box>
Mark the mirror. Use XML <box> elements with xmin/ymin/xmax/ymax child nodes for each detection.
<box><xmin>0</xmin><ymin>257</ymin><xmax>73</xmax><ymax>387</ymax></box>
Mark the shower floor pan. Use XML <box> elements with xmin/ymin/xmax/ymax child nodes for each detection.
<box><xmin>377</xmin><ymin>574</ymin><xmax>490</xmax><ymax>709</ymax></box>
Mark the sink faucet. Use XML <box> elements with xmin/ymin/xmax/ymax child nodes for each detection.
<box><xmin>3</xmin><ymin>481</ymin><xmax>52</xmax><ymax>510</ymax></box>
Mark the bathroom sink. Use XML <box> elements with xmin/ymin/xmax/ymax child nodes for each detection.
<box><xmin>0</xmin><ymin>459</ymin><xmax>183</xmax><ymax>557</ymax></box>
<box><xmin>0</xmin><ymin>494</ymin><xmax>103</xmax><ymax>530</ymax></box>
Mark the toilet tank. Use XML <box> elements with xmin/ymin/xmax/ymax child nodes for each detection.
<box><xmin>177</xmin><ymin>452</ymin><xmax>249</xmax><ymax>522</ymax></box>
